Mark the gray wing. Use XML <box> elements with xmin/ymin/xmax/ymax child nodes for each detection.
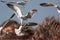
<box><xmin>20</xmin><ymin>9</ymin><xmax>37</xmax><ymax>20</ymax></box>
<box><xmin>26</xmin><ymin>9</ymin><xmax>37</xmax><ymax>18</ymax></box>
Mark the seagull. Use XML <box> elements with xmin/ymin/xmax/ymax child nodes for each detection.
<box><xmin>40</xmin><ymin>2</ymin><xmax>60</xmax><ymax>14</ymax></box>
<box><xmin>6</xmin><ymin>3</ymin><xmax>37</xmax><ymax>24</ymax></box>
<box><xmin>6</xmin><ymin>3</ymin><xmax>25</xmax><ymax>36</ymax></box>
<box><xmin>16</xmin><ymin>1</ymin><xmax>26</xmax><ymax>7</ymax></box>
<box><xmin>6</xmin><ymin>3</ymin><xmax>37</xmax><ymax>36</ymax></box>
<box><xmin>23</xmin><ymin>0</ymin><xmax>30</xmax><ymax>2</ymax></box>
<box><xmin>1</xmin><ymin>0</ymin><xmax>27</xmax><ymax>7</ymax></box>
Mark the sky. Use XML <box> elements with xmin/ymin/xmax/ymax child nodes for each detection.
<box><xmin>0</xmin><ymin>0</ymin><xmax>60</xmax><ymax>24</ymax></box>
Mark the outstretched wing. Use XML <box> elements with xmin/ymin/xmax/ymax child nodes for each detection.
<box><xmin>26</xmin><ymin>9</ymin><xmax>37</xmax><ymax>18</ymax></box>
<box><xmin>6</xmin><ymin>3</ymin><xmax>23</xmax><ymax>20</ymax></box>
<box><xmin>40</xmin><ymin>3</ymin><xmax>55</xmax><ymax>7</ymax></box>
<box><xmin>20</xmin><ymin>9</ymin><xmax>37</xmax><ymax>20</ymax></box>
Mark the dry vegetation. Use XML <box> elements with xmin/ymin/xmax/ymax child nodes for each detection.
<box><xmin>33</xmin><ymin>16</ymin><xmax>60</xmax><ymax>40</ymax></box>
<box><xmin>0</xmin><ymin>16</ymin><xmax>60</xmax><ymax>40</ymax></box>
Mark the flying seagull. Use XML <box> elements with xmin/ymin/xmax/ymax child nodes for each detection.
<box><xmin>40</xmin><ymin>2</ymin><xmax>60</xmax><ymax>14</ymax></box>
<box><xmin>16</xmin><ymin>1</ymin><xmax>26</xmax><ymax>7</ymax></box>
<box><xmin>23</xmin><ymin>0</ymin><xmax>30</xmax><ymax>2</ymax></box>
<box><xmin>1</xmin><ymin>0</ymin><xmax>27</xmax><ymax>7</ymax></box>
<box><xmin>6</xmin><ymin>3</ymin><xmax>37</xmax><ymax>23</ymax></box>
<box><xmin>6</xmin><ymin>3</ymin><xmax>37</xmax><ymax>36</ymax></box>
<box><xmin>6</xmin><ymin>3</ymin><xmax>25</xmax><ymax>36</ymax></box>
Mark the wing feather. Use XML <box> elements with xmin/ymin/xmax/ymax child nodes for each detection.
<box><xmin>26</xmin><ymin>9</ymin><xmax>37</xmax><ymax>18</ymax></box>
<box><xmin>7</xmin><ymin>3</ymin><xmax>23</xmax><ymax>20</ymax></box>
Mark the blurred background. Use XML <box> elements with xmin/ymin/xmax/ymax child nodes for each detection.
<box><xmin>0</xmin><ymin>0</ymin><xmax>60</xmax><ymax>24</ymax></box>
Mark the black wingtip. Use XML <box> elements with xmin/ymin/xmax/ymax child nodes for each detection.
<box><xmin>10</xmin><ymin>13</ymin><xmax>15</xmax><ymax>19</ymax></box>
<box><xmin>40</xmin><ymin>3</ymin><xmax>46</xmax><ymax>6</ymax></box>
<box><xmin>32</xmin><ymin>9</ymin><xmax>37</xmax><ymax>12</ymax></box>
<box><xmin>25</xmin><ymin>22</ymin><xmax>38</xmax><ymax>26</ymax></box>
<box><xmin>7</xmin><ymin>3</ymin><xmax>14</xmax><ymax>6</ymax></box>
